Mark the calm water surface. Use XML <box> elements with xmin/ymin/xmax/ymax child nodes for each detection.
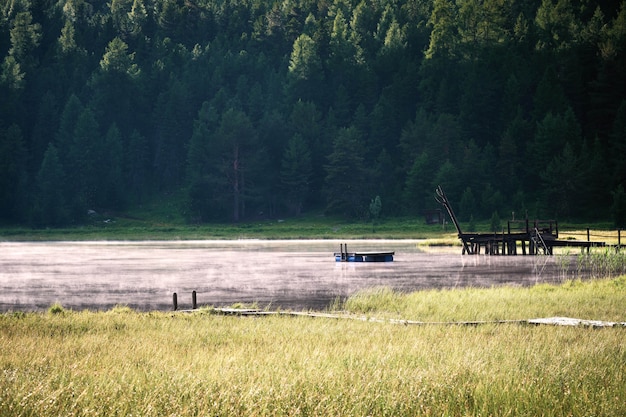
<box><xmin>0</xmin><ymin>240</ymin><xmax>575</xmax><ymax>311</ymax></box>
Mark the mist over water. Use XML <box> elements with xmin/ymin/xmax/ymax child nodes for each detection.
<box><xmin>0</xmin><ymin>240</ymin><xmax>575</xmax><ymax>312</ymax></box>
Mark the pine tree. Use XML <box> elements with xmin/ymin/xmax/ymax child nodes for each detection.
<box><xmin>324</xmin><ymin>126</ymin><xmax>369</xmax><ymax>218</ymax></box>
<box><xmin>609</xmin><ymin>101</ymin><xmax>626</xmax><ymax>188</ymax></box>
<box><xmin>34</xmin><ymin>143</ymin><xmax>68</xmax><ymax>226</ymax></box>
<box><xmin>55</xmin><ymin>94</ymin><xmax>83</xmax><ymax>169</ymax></box>
<box><xmin>425</xmin><ymin>0</ymin><xmax>458</xmax><ymax>59</ymax></box>
<box><xmin>153</xmin><ymin>79</ymin><xmax>192</xmax><ymax>190</ymax></box>
<box><xmin>403</xmin><ymin>151</ymin><xmax>431</xmax><ymax>214</ymax></box>
<box><xmin>103</xmin><ymin>124</ymin><xmax>125</xmax><ymax>209</ymax></box>
<box><xmin>30</xmin><ymin>91</ymin><xmax>59</xmax><ymax>172</ymax></box>
<box><xmin>612</xmin><ymin>184</ymin><xmax>626</xmax><ymax>228</ymax></box>
<box><xmin>287</xmin><ymin>34</ymin><xmax>323</xmax><ymax>103</ymax></box>
<box><xmin>213</xmin><ymin>108</ymin><xmax>261</xmax><ymax>222</ymax></box>
<box><xmin>185</xmin><ymin>102</ymin><xmax>218</xmax><ymax>222</ymax></box>
<box><xmin>280</xmin><ymin>134</ymin><xmax>312</xmax><ymax>216</ymax></box>
<box><xmin>68</xmin><ymin>108</ymin><xmax>101</xmax><ymax>218</ymax></box>
<box><xmin>125</xmin><ymin>129</ymin><xmax>150</xmax><ymax>203</ymax></box>
<box><xmin>540</xmin><ymin>142</ymin><xmax>582</xmax><ymax>218</ymax></box>
<box><xmin>8</xmin><ymin>11</ymin><xmax>41</xmax><ymax>75</ymax></box>
<box><xmin>0</xmin><ymin>124</ymin><xmax>27</xmax><ymax>220</ymax></box>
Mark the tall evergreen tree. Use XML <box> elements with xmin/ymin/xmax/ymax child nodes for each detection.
<box><xmin>90</xmin><ymin>37</ymin><xmax>141</xmax><ymax>134</ymax></box>
<box><xmin>34</xmin><ymin>143</ymin><xmax>67</xmax><ymax>226</ymax></box>
<box><xmin>528</xmin><ymin>107</ymin><xmax>582</xmax><ymax>179</ymax></box>
<box><xmin>290</xmin><ymin>100</ymin><xmax>325</xmax><ymax>200</ymax></box>
<box><xmin>287</xmin><ymin>33</ymin><xmax>323</xmax><ymax>103</ymax></box>
<box><xmin>185</xmin><ymin>102</ymin><xmax>218</xmax><ymax>222</ymax></box>
<box><xmin>425</xmin><ymin>0</ymin><xmax>458</xmax><ymax>59</ymax></box>
<box><xmin>30</xmin><ymin>91</ymin><xmax>59</xmax><ymax>172</ymax></box>
<box><xmin>497</xmin><ymin>108</ymin><xmax>529</xmax><ymax>192</ymax></box>
<box><xmin>153</xmin><ymin>78</ymin><xmax>192</xmax><ymax>190</ymax></box>
<box><xmin>102</xmin><ymin>124</ymin><xmax>125</xmax><ymax>209</ymax></box>
<box><xmin>55</xmin><ymin>94</ymin><xmax>83</xmax><ymax>168</ymax></box>
<box><xmin>8</xmin><ymin>10</ymin><xmax>41</xmax><ymax>75</ymax></box>
<box><xmin>280</xmin><ymin>134</ymin><xmax>313</xmax><ymax>216</ymax></box>
<box><xmin>609</xmin><ymin>100</ymin><xmax>626</xmax><ymax>188</ymax></box>
<box><xmin>212</xmin><ymin>108</ymin><xmax>262</xmax><ymax>222</ymax></box>
<box><xmin>532</xmin><ymin>66</ymin><xmax>569</xmax><ymax>123</ymax></box>
<box><xmin>612</xmin><ymin>184</ymin><xmax>626</xmax><ymax>228</ymax></box>
<box><xmin>324</xmin><ymin>126</ymin><xmax>369</xmax><ymax>218</ymax></box>
<box><xmin>68</xmin><ymin>107</ymin><xmax>101</xmax><ymax>218</ymax></box>
<box><xmin>0</xmin><ymin>124</ymin><xmax>27</xmax><ymax>220</ymax></box>
<box><xmin>403</xmin><ymin>151</ymin><xmax>431</xmax><ymax>214</ymax></box>
<box><xmin>125</xmin><ymin>129</ymin><xmax>150</xmax><ymax>203</ymax></box>
<box><xmin>371</xmin><ymin>148</ymin><xmax>400</xmax><ymax>216</ymax></box>
<box><xmin>540</xmin><ymin>142</ymin><xmax>583</xmax><ymax>218</ymax></box>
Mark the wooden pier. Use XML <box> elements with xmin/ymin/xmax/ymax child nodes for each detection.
<box><xmin>435</xmin><ymin>186</ymin><xmax>606</xmax><ymax>255</ymax></box>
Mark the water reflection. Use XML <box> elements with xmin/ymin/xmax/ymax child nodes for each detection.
<box><xmin>0</xmin><ymin>240</ymin><xmax>576</xmax><ymax>311</ymax></box>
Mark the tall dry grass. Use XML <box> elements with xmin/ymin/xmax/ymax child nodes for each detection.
<box><xmin>1</xmin><ymin>278</ymin><xmax>625</xmax><ymax>416</ymax></box>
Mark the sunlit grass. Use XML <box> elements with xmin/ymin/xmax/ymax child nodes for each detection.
<box><xmin>342</xmin><ymin>276</ymin><xmax>626</xmax><ymax>322</ymax></box>
<box><xmin>0</xmin><ymin>216</ymin><xmax>449</xmax><ymax>241</ymax></box>
<box><xmin>557</xmin><ymin>229</ymin><xmax>622</xmax><ymax>246</ymax></box>
<box><xmin>1</xmin><ymin>277</ymin><xmax>625</xmax><ymax>416</ymax></box>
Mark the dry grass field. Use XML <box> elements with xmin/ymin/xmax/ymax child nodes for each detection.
<box><xmin>1</xmin><ymin>276</ymin><xmax>625</xmax><ymax>416</ymax></box>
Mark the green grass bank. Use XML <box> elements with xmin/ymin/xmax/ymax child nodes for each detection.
<box><xmin>0</xmin><ymin>216</ymin><xmax>452</xmax><ymax>241</ymax></box>
<box><xmin>1</xmin><ymin>215</ymin><xmax>622</xmax><ymax>247</ymax></box>
<box><xmin>1</xmin><ymin>277</ymin><xmax>625</xmax><ymax>416</ymax></box>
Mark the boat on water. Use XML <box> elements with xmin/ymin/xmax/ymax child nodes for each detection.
<box><xmin>334</xmin><ymin>244</ymin><xmax>394</xmax><ymax>262</ymax></box>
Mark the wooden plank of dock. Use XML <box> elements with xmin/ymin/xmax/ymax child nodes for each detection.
<box><xmin>202</xmin><ymin>309</ymin><xmax>626</xmax><ymax>328</ymax></box>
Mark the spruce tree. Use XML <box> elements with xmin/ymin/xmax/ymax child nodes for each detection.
<box><xmin>34</xmin><ymin>144</ymin><xmax>67</xmax><ymax>226</ymax></box>
<box><xmin>280</xmin><ymin>134</ymin><xmax>313</xmax><ymax>216</ymax></box>
<box><xmin>324</xmin><ymin>126</ymin><xmax>369</xmax><ymax>218</ymax></box>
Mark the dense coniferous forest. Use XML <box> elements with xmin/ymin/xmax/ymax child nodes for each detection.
<box><xmin>1</xmin><ymin>0</ymin><xmax>625</xmax><ymax>226</ymax></box>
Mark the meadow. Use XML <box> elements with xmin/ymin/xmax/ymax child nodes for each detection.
<box><xmin>0</xmin><ymin>216</ymin><xmax>448</xmax><ymax>241</ymax></box>
<box><xmin>1</xmin><ymin>276</ymin><xmax>625</xmax><ymax>416</ymax></box>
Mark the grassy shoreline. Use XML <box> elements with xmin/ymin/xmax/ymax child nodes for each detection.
<box><xmin>0</xmin><ymin>218</ymin><xmax>450</xmax><ymax>241</ymax></box>
<box><xmin>1</xmin><ymin>278</ymin><xmax>625</xmax><ymax>416</ymax></box>
<box><xmin>1</xmin><ymin>215</ymin><xmax>622</xmax><ymax>244</ymax></box>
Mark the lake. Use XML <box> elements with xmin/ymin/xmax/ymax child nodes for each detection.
<box><xmin>0</xmin><ymin>240</ymin><xmax>577</xmax><ymax>311</ymax></box>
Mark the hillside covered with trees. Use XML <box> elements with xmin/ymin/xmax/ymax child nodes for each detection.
<box><xmin>1</xmin><ymin>0</ymin><xmax>625</xmax><ymax>226</ymax></box>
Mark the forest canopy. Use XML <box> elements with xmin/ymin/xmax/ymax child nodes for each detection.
<box><xmin>1</xmin><ymin>0</ymin><xmax>625</xmax><ymax>226</ymax></box>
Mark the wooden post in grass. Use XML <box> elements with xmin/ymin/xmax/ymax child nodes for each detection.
<box><xmin>192</xmin><ymin>291</ymin><xmax>197</xmax><ymax>309</ymax></box>
<box><xmin>173</xmin><ymin>293</ymin><xmax>178</xmax><ymax>311</ymax></box>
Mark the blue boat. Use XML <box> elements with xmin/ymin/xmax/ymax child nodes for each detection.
<box><xmin>334</xmin><ymin>244</ymin><xmax>394</xmax><ymax>262</ymax></box>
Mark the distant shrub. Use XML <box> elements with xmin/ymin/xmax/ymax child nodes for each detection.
<box><xmin>109</xmin><ymin>304</ymin><xmax>133</xmax><ymax>314</ymax></box>
<box><xmin>490</xmin><ymin>211</ymin><xmax>502</xmax><ymax>232</ymax></box>
<box><xmin>48</xmin><ymin>302</ymin><xmax>65</xmax><ymax>315</ymax></box>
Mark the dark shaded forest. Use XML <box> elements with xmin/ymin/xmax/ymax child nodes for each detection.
<box><xmin>1</xmin><ymin>0</ymin><xmax>625</xmax><ymax>226</ymax></box>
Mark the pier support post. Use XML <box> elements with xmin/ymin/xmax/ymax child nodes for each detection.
<box><xmin>173</xmin><ymin>292</ymin><xmax>178</xmax><ymax>311</ymax></box>
<box><xmin>192</xmin><ymin>290</ymin><xmax>197</xmax><ymax>310</ymax></box>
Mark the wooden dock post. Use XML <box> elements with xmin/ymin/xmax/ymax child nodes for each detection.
<box><xmin>435</xmin><ymin>186</ymin><xmax>473</xmax><ymax>255</ymax></box>
<box><xmin>173</xmin><ymin>292</ymin><xmax>178</xmax><ymax>311</ymax></box>
<box><xmin>339</xmin><ymin>243</ymin><xmax>346</xmax><ymax>261</ymax></box>
<box><xmin>192</xmin><ymin>290</ymin><xmax>197</xmax><ymax>309</ymax></box>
